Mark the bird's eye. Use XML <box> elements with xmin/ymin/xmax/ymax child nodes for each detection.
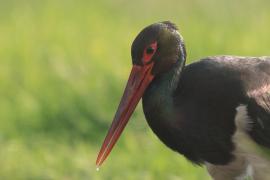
<box><xmin>146</xmin><ymin>47</ymin><xmax>154</xmax><ymax>55</ymax></box>
<box><xmin>143</xmin><ymin>41</ymin><xmax>157</xmax><ymax>64</ymax></box>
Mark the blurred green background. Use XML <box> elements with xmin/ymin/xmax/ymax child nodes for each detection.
<box><xmin>0</xmin><ymin>0</ymin><xmax>270</xmax><ymax>179</ymax></box>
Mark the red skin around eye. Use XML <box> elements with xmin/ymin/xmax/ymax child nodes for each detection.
<box><xmin>143</xmin><ymin>41</ymin><xmax>157</xmax><ymax>64</ymax></box>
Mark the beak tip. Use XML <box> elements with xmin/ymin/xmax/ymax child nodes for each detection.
<box><xmin>95</xmin><ymin>154</ymin><xmax>102</xmax><ymax>166</ymax></box>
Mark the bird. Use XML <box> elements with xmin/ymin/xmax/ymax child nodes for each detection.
<box><xmin>96</xmin><ymin>21</ymin><xmax>270</xmax><ymax>180</ymax></box>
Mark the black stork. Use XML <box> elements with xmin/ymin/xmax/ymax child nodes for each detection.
<box><xmin>96</xmin><ymin>21</ymin><xmax>270</xmax><ymax>179</ymax></box>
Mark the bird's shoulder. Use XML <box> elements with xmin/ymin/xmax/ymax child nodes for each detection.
<box><xmin>176</xmin><ymin>55</ymin><xmax>270</xmax><ymax>97</ymax></box>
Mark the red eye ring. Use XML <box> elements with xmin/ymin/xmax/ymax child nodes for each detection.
<box><xmin>143</xmin><ymin>41</ymin><xmax>157</xmax><ymax>64</ymax></box>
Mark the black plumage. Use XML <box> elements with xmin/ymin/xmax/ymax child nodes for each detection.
<box><xmin>97</xmin><ymin>21</ymin><xmax>270</xmax><ymax>179</ymax></box>
<box><xmin>143</xmin><ymin>56</ymin><xmax>270</xmax><ymax>165</ymax></box>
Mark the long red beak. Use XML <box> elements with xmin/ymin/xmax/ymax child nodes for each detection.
<box><xmin>96</xmin><ymin>63</ymin><xmax>154</xmax><ymax>167</ymax></box>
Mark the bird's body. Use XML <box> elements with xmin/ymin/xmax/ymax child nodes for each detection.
<box><xmin>96</xmin><ymin>22</ymin><xmax>270</xmax><ymax>180</ymax></box>
<box><xmin>143</xmin><ymin>56</ymin><xmax>270</xmax><ymax>179</ymax></box>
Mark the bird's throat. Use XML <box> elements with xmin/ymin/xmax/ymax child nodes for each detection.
<box><xmin>142</xmin><ymin>60</ymin><xmax>184</xmax><ymax>125</ymax></box>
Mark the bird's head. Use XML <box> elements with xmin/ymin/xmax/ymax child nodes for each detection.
<box><xmin>132</xmin><ymin>21</ymin><xmax>186</xmax><ymax>75</ymax></box>
<box><xmin>96</xmin><ymin>21</ymin><xmax>186</xmax><ymax>167</ymax></box>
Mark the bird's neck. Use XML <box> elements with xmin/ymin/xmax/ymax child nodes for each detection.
<box><xmin>142</xmin><ymin>60</ymin><xmax>185</xmax><ymax>122</ymax></box>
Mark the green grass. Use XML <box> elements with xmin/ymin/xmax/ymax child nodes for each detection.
<box><xmin>0</xmin><ymin>0</ymin><xmax>270</xmax><ymax>179</ymax></box>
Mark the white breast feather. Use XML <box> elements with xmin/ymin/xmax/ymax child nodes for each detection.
<box><xmin>206</xmin><ymin>105</ymin><xmax>270</xmax><ymax>180</ymax></box>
